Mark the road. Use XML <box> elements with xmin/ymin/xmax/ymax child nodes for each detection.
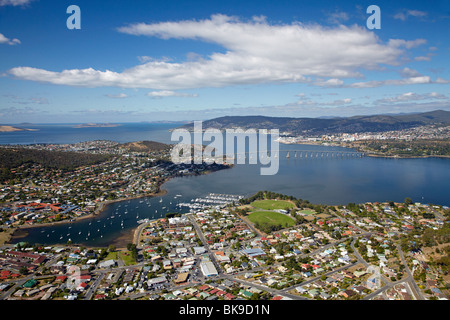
<box><xmin>357</xmin><ymin>240</ymin><xmax>426</xmax><ymax>300</ymax></box>
<box><xmin>0</xmin><ymin>209</ymin><xmax>429</xmax><ymax>301</ymax></box>
<box><xmin>396</xmin><ymin>243</ymin><xmax>425</xmax><ymax>300</ymax></box>
<box><xmin>186</xmin><ymin>213</ymin><xmax>223</xmax><ymax>276</ymax></box>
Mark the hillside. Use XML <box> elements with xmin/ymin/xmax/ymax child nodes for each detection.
<box><xmin>177</xmin><ymin>110</ymin><xmax>450</xmax><ymax>136</ymax></box>
<box><xmin>119</xmin><ymin>140</ymin><xmax>171</xmax><ymax>152</ymax></box>
<box><xmin>0</xmin><ymin>147</ymin><xmax>113</xmax><ymax>182</ymax></box>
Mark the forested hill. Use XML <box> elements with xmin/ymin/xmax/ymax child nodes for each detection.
<box><xmin>177</xmin><ymin>110</ymin><xmax>450</xmax><ymax>136</ymax></box>
<box><xmin>0</xmin><ymin>147</ymin><xmax>112</xmax><ymax>173</ymax></box>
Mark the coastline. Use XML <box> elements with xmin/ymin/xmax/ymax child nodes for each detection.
<box><xmin>6</xmin><ymin>188</ymin><xmax>169</xmax><ymax>247</ymax></box>
<box><xmin>5</xmin><ymin>164</ymin><xmax>232</xmax><ymax>248</ymax></box>
<box><xmin>279</xmin><ymin>141</ymin><xmax>450</xmax><ymax>159</ymax></box>
<box><xmin>364</xmin><ymin>153</ymin><xmax>450</xmax><ymax>159</ymax></box>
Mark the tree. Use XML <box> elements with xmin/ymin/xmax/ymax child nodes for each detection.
<box><xmin>250</xmin><ymin>293</ymin><xmax>261</xmax><ymax>300</ymax></box>
<box><xmin>19</xmin><ymin>266</ymin><xmax>28</xmax><ymax>275</ymax></box>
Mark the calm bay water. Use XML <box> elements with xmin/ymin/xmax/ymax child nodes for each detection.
<box><xmin>0</xmin><ymin>122</ymin><xmax>178</xmax><ymax>145</ymax></box>
<box><xmin>2</xmin><ymin>123</ymin><xmax>449</xmax><ymax>247</ymax></box>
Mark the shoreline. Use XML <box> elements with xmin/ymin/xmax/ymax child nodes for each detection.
<box><xmin>6</xmin><ymin>187</ymin><xmax>169</xmax><ymax>248</ymax></box>
<box><xmin>5</xmin><ymin>165</ymin><xmax>231</xmax><ymax>248</ymax></box>
<box><xmin>364</xmin><ymin>153</ymin><xmax>450</xmax><ymax>159</ymax></box>
<box><xmin>279</xmin><ymin>141</ymin><xmax>450</xmax><ymax>159</ymax></box>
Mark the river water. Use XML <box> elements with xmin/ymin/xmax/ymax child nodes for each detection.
<box><xmin>3</xmin><ymin>123</ymin><xmax>449</xmax><ymax>247</ymax></box>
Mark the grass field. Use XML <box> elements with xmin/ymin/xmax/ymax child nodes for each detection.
<box><xmin>250</xmin><ymin>199</ymin><xmax>294</xmax><ymax>210</ymax></box>
<box><xmin>105</xmin><ymin>251</ymin><xmax>135</xmax><ymax>265</ymax></box>
<box><xmin>299</xmin><ymin>209</ymin><xmax>316</xmax><ymax>215</ymax></box>
<box><xmin>248</xmin><ymin>210</ymin><xmax>295</xmax><ymax>228</ymax></box>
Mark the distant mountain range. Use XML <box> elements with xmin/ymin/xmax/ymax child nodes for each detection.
<box><xmin>177</xmin><ymin>110</ymin><xmax>450</xmax><ymax>136</ymax></box>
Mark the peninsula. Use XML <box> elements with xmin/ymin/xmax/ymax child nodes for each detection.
<box><xmin>0</xmin><ymin>125</ymin><xmax>36</xmax><ymax>132</ymax></box>
<box><xmin>0</xmin><ymin>140</ymin><xmax>230</xmax><ymax>233</ymax></box>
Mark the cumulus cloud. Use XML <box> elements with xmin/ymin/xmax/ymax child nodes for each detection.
<box><xmin>8</xmin><ymin>14</ymin><xmax>426</xmax><ymax>90</ymax></box>
<box><xmin>0</xmin><ymin>33</ymin><xmax>20</xmax><ymax>45</ymax></box>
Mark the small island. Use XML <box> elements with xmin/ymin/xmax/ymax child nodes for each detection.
<box><xmin>0</xmin><ymin>125</ymin><xmax>36</xmax><ymax>132</ymax></box>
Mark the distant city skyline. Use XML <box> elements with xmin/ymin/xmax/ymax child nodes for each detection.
<box><xmin>0</xmin><ymin>0</ymin><xmax>449</xmax><ymax>123</ymax></box>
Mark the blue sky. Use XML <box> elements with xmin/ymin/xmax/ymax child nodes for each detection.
<box><xmin>0</xmin><ymin>0</ymin><xmax>449</xmax><ymax>123</ymax></box>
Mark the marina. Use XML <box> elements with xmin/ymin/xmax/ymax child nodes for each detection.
<box><xmin>177</xmin><ymin>193</ymin><xmax>243</xmax><ymax>212</ymax></box>
<box><xmin>7</xmin><ymin>142</ymin><xmax>450</xmax><ymax>247</ymax></box>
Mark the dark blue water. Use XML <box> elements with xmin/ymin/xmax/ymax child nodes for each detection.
<box><xmin>4</xmin><ymin>124</ymin><xmax>449</xmax><ymax>247</ymax></box>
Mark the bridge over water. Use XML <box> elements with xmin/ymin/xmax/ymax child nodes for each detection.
<box><xmin>228</xmin><ymin>149</ymin><xmax>365</xmax><ymax>160</ymax></box>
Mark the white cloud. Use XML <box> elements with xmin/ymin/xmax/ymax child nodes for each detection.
<box><xmin>313</xmin><ymin>78</ymin><xmax>345</xmax><ymax>87</ymax></box>
<box><xmin>414</xmin><ymin>55</ymin><xmax>431</xmax><ymax>61</ymax></box>
<box><xmin>0</xmin><ymin>0</ymin><xmax>31</xmax><ymax>6</ymax></box>
<box><xmin>105</xmin><ymin>93</ymin><xmax>128</xmax><ymax>99</ymax></box>
<box><xmin>137</xmin><ymin>55</ymin><xmax>172</xmax><ymax>63</ymax></box>
<box><xmin>399</xmin><ymin>67</ymin><xmax>422</xmax><ymax>78</ymax></box>
<box><xmin>0</xmin><ymin>106</ymin><xmax>44</xmax><ymax>116</ymax></box>
<box><xmin>435</xmin><ymin>77</ymin><xmax>450</xmax><ymax>84</ymax></box>
<box><xmin>310</xmin><ymin>66</ymin><xmax>446</xmax><ymax>89</ymax></box>
<box><xmin>388</xmin><ymin>38</ymin><xmax>427</xmax><ymax>49</ymax></box>
<box><xmin>394</xmin><ymin>10</ymin><xmax>427</xmax><ymax>21</ymax></box>
<box><xmin>375</xmin><ymin>92</ymin><xmax>448</xmax><ymax>104</ymax></box>
<box><xmin>3</xmin><ymin>94</ymin><xmax>48</xmax><ymax>104</ymax></box>
<box><xmin>0</xmin><ymin>33</ymin><xmax>20</xmax><ymax>45</ymax></box>
<box><xmin>327</xmin><ymin>11</ymin><xmax>349</xmax><ymax>24</ymax></box>
<box><xmin>290</xmin><ymin>94</ymin><xmax>353</xmax><ymax>108</ymax></box>
<box><xmin>8</xmin><ymin>14</ymin><xmax>426</xmax><ymax>90</ymax></box>
<box><xmin>146</xmin><ymin>90</ymin><xmax>198</xmax><ymax>98</ymax></box>
<box><xmin>347</xmin><ymin>76</ymin><xmax>432</xmax><ymax>88</ymax></box>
